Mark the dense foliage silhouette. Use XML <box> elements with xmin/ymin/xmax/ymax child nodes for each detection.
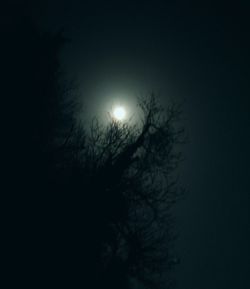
<box><xmin>6</xmin><ymin>14</ymin><xmax>184</xmax><ymax>289</ymax></box>
<box><xmin>62</xmin><ymin>96</ymin><xmax>185</xmax><ymax>289</ymax></box>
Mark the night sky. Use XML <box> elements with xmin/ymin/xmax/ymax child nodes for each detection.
<box><xmin>13</xmin><ymin>1</ymin><xmax>250</xmax><ymax>288</ymax></box>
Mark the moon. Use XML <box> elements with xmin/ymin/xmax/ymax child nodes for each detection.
<box><xmin>113</xmin><ymin>106</ymin><xmax>126</xmax><ymax>121</ymax></box>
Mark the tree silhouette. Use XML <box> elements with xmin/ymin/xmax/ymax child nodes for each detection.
<box><xmin>6</xmin><ymin>12</ymin><xmax>184</xmax><ymax>289</ymax></box>
<box><xmin>4</xmin><ymin>14</ymin><xmax>76</xmax><ymax>287</ymax></box>
<box><xmin>55</xmin><ymin>95</ymin><xmax>185</xmax><ymax>289</ymax></box>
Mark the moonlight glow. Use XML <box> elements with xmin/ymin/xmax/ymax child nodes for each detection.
<box><xmin>113</xmin><ymin>106</ymin><xmax>126</xmax><ymax>121</ymax></box>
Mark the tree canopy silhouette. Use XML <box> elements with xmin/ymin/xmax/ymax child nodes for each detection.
<box><xmin>52</xmin><ymin>95</ymin><xmax>185</xmax><ymax>289</ymax></box>
<box><xmin>6</xmin><ymin>14</ymin><xmax>185</xmax><ymax>289</ymax></box>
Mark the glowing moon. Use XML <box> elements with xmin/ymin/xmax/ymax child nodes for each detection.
<box><xmin>113</xmin><ymin>106</ymin><xmax>126</xmax><ymax>121</ymax></box>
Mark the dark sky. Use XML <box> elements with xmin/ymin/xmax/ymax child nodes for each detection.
<box><xmin>29</xmin><ymin>1</ymin><xmax>250</xmax><ymax>288</ymax></box>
